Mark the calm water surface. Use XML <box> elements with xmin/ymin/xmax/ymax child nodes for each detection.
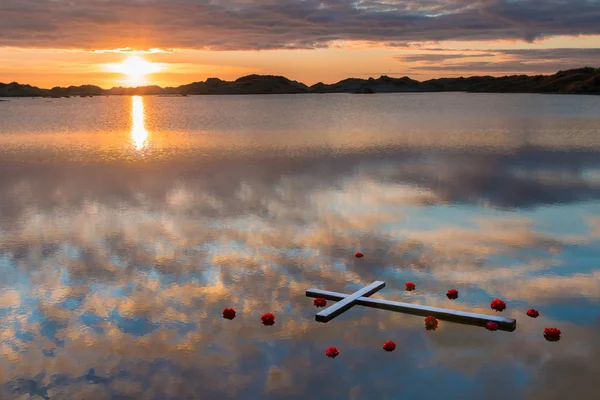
<box><xmin>0</xmin><ymin>94</ymin><xmax>599</xmax><ymax>399</ymax></box>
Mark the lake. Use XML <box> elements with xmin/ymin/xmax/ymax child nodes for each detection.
<box><xmin>0</xmin><ymin>93</ymin><xmax>599</xmax><ymax>399</ymax></box>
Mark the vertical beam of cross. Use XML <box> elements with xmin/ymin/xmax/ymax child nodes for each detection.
<box><xmin>315</xmin><ymin>281</ymin><xmax>386</xmax><ymax>322</ymax></box>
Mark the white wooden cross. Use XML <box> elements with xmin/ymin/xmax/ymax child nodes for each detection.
<box><xmin>306</xmin><ymin>281</ymin><xmax>517</xmax><ymax>331</ymax></box>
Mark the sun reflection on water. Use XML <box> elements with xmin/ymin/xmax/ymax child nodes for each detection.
<box><xmin>131</xmin><ymin>96</ymin><xmax>148</xmax><ymax>151</ymax></box>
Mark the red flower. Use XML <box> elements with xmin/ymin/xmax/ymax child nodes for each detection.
<box><xmin>446</xmin><ymin>289</ymin><xmax>459</xmax><ymax>300</ymax></box>
<box><xmin>313</xmin><ymin>298</ymin><xmax>327</xmax><ymax>308</ymax></box>
<box><xmin>326</xmin><ymin>347</ymin><xmax>339</xmax><ymax>358</ymax></box>
<box><xmin>490</xmin><ymin>298</ymin><xmax>507</xmax><ymax>312</ymax></box>
<box><xmin>382</xmin><ymin>341</ymin><xmax>396</xmax><ymax>352</ymax></box>
<box><xmin>485</xmin><ymin>321</ymin><xmax>498</xmax><ymax>331</ymax></box>
<box><xmin>424</xmin><ymin>316</ymin><xmax>438</xmax><ymax>331</ymax></box>
<box><xmin>527</xmin><ymin>308</ymin><xmax>540</xmax><ymax>318</ymax></box>
<box><xmin>355</xmin><ymin>252</ymin><xmax>364</xmax><ymax>258</ymax></box>
<box><xmin>405</xmin><ymin>282</ymin><xmax>416</xmax><ymax>291</ymax></box>
<box><xmin>261</xmin><ymin>312</ymin><xmax>275</xmax><ymax>326</ymax></box>
<box><xmin>222</xmin><ymin>308</ymin><xmax>236</xmax><ymax>320</ymax></box>
<box><xmin>544</xmin><ymin>328</ymin><xmax>561</xmax><ymax>342</ymax></box>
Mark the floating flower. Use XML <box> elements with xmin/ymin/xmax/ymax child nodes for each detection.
<box><xmin>355</xmin><ymin>252</ymin><xmax>364</xmax><ymax>258</ymax></box>
<box><xmin>222</xmin><ymin>308</ymin><xmax>236</xmax><ymax>320</ymax></box>
<box><xmin>405</xmin><ymin>282</ymin><xmax>416</xmax><ymax>291</ymax></box>
<box><xmin>485</xmin><ymin>321</ymin><xmax>498</xmax><ymax>331</ymax></box>
<box><xmin>490</xmin><ymin>298</ymin><xmax>507</xmax><ymax>312</ymax></box>
<box><xmin>544</xmin><ymin>328</ymin><xmax>561</xmax><ymax>342</ymax></box>
<box><xmin>261</xmin><ymin>312</ymin><xmax>275</xmax><ymax>326</ymax></box>
<box><xmin>382</xmin><ymin>341</ymin><xmax>396</xmax><ymax>352</ymax></box>
<box><xmin>527</xmin><ymin>308</ymin><xmax>540</xmax><ymax>318</ymax></box>
<box><xmin>424</xmin><ymin>316</ymin><xmax>438</xmax><ymax>330</ymax></box>
<box><xmin>326</xmin><ymin>347</ymin><xmax>339</xmax><ymax>358</ymax></box>
<box><xmin>313</xmin><ymin>298</ymin><xmax>327</xmax><ymax>308</ymax></box>
<box><xmin>446</xmin><ymin>289</ymin><xmax>459</xmax><ymax>300</ymax></box>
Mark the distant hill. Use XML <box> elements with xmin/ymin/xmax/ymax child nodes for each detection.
<box><xmin>174</xmin><ymin>75</ymin><xmax>309</xmax><ymax>95</ymax></box>
<box><xmin>422</xmin><ymin>67</ymin><xmax>600</xmax><ymax>94</ymax></box>
<box><xmin>1</xmin><ymin>67</ymin><xmax>599</xmax><ymax>97</ymax></box>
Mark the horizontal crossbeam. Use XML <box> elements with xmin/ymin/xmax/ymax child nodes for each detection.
<box><xmin>314</xmin><ymin>281</ymin><xmax>386</xmax><ymax>323</ymax></box>
<box><xmin>306</xmin><ymin>288</ymin><xmax>516</xmax><ymax>332</ymax></box>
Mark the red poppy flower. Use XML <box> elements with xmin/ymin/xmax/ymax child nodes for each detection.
<box><xmin>424</xmin><ymin>316</ymin><xmax>438</xmax><ymax>330</ymax></box>
<box><xmin>261</xmin><ymin>312</ymin><xmax>275</xmax><ymax>326</ymax></box>
<box><xmin>490</xmin><ymin>298</ymin><xmax>507</xmax><ymax>312</ymax></box>
<box><xmin>326</xmin><ymin>347</ymin><xmax>339</xmax><ymax>358</ymax></box>
<box><xmin>485</xmin><ymin>321</ymin><xmax>498</xmax><ymax>331</ymax></box>
<box><xmin>405</xmin><ymin>282</ymin><xmax>416</xmax><ymax>291</ymax></box>
<box><xmin>313</xmin><ymin>298</ymin><xmax>327</xmax><ymax>308</ymax></box>
<box><xmin>355</xmin><ymin>252</ymin><xmax>364</xmax><ymax>258</ymax></box>
<box><xmin>382</xmin><ymin>341</ymin><xmax>396</xmax><ymax>352</ymax></box>
<box><xmin>544</xmin><ymin>328</ymin><xmax>561</xmax><ymax>342</ymax></box>
<box><xmin>446</xmin><ymin>289</ymin><xmax>459</xmax><ymax>300</ymax></box>
<box><xmin>527</xmin><ymin>308</ymin><xmax>540</xmax><ymax>318</ymax></box>
<box><xmin>222</xmin><ymin>308</ymin><xmax>236</xmax><ymax>320</ymax></box>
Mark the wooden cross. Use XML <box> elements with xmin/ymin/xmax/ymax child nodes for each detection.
<box><xmin>306</xmin><ymin>281</ymin><xmax>517</xmax><ymax>332</ymax></box>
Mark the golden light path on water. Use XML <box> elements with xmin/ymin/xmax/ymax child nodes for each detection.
<box><xmin>131</xmin><ymin>96</ymin><xmax>149</xmax><ymax>150</ymax></box>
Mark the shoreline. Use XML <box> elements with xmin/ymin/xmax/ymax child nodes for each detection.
<box><xmin>2</xmin><ymin>90</ymin><xmax>599</xmax><ymax>99</ymax></box>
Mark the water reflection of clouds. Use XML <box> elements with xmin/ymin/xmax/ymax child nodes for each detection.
<box><xmin>1</xmin><ymin>147</ymin><xmax>600</xmax><ymax>398</ymax></box>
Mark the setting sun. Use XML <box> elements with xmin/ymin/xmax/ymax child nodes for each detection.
<box><xmin>108</xmin><ymin>55</ymin><xmax>162</xmax><ymax>86</ymax></box>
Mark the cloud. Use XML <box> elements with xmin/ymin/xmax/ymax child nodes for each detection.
<box><xmin>395</xmin><ymin>48</ymin><xmax>600</xmax><ymax>74</ymax></box>
<box><xmin>396</xmin><ymin>52</ymin><xmax>494</xmax><ymax>63</ymax></box>
<box><xmin>0</xmin><ymin>0</ymin><xmax>599</xmax><ymax>50</ymax></box>
<box><xmin>91</xmin><ymin>48</ymin><xmax>176</xmax><ymax>54</ymax></box>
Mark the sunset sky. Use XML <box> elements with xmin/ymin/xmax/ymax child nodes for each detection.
<box><xmin>1</xmin><ymin>0</ymin><xmax>599</xmax><ymax>88</ymax></box>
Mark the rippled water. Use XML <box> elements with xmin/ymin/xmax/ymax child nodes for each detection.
<box><xmin>1</xmin><ymin>94</ymin><xmax>599</xmax><ymax>399</ymax></box>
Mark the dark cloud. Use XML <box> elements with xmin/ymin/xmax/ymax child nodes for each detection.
<box><xmin>0</xmin><ymin>0</ymin><xmax>599</xmax><ymax>50</ymax></box>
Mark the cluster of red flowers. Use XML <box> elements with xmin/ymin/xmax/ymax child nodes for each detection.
<box><xmin>313</xmin><ymin>298</ymin><xmax>327</xmax><ymax>308</ymax></box>
<box><xmin>382</xmin><ymin>341</ymin><xmax>396</xmax><ymax>352</ymax></box>
<box><xmin>446</xmin><ymin>289</ymin><xmax>459</xmax><ymax>300</ymax></box>
<box><xmin>326</xmin><ymin>347</ymin><xmax>340</xmax><ymax>358</ymax></box>
<box><xmin>485</xmin><ymin>321</ymin><xmax>498</xmax><ymax>331</ymax></box>
<box><xmin>424</xmin><ymin>316</ymin><xmax>438</xmax><ymax>331</ymax></box>
<box><xmin>490</xmin><ymin>298</ymin><xmax>507</xmax><ymax>312</ymax></box>
<box><xmin>405</xmin><ymin>282</ymin><xmax>416</xmax><ymax>291</ymax></box>
<box><xmin>261</xmin><ymin>312</ymin><xmax>275</xmax><ymax>326</ymax></box>
<box><xmin>355</xmin><ymin>252</ymin><xmax>364</xmax><ymax>258</ymax></box>
<box><xmin>544</xmin><ymin>328</ymin><xmax>561</xmax><ymax>342</ymax></box>
<box><xmin>527</xmin><ymin>308</ymin><xmax>540</xmax><ymax>318</ymax></box>
<box><xmin>222</xmin><ymin>308</ymin><xmax>236</xmax><ymax>320</ymax></box>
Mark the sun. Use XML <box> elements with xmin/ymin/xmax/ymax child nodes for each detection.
<box><xmin>109</xmin><ymin>55</ymin><xmax>162</xmax><ymax>86</ymax></box>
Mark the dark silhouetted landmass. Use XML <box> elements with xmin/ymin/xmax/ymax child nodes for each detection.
<box><xmin>173</xmin><ymin>75</ymin><xmax>310</xmax><ymax>95</ymax></box>
<box><xmin>1</xmin><ymin>68</ymin><xmax>599</xmax><ymax>98</ymax></box>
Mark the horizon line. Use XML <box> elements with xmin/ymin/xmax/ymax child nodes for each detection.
<box><xmin>2</xmin><ymin>66</ymin><xmax>599</xmax><ymax>91</ymax></box>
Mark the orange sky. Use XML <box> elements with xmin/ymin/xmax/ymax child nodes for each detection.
<box><xmin>1</xmin><ymin>0</ymin><xmax>599</xmax><ymax>88</ymax></box>
<box><xmin>1</xmin><ymin>35</ymin><xmax>599</xmax><ymax>88</ymax></box>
